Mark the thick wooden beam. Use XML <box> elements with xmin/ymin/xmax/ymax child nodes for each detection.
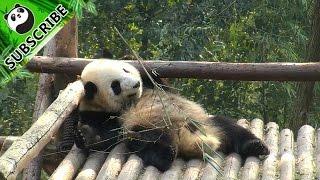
<box><xmin>27</xmin><ymin>56</ymin><xmax>320</xmax><ymax>81</ymax></box>
<box><xmin>0</xmin><ymin>81</ymin><xmax>84</xmax><ymax>180</ymax></box>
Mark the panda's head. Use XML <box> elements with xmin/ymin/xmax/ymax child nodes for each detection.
<box><xmin>80</xmin><ymin>60</ymin><xmax>143</xmax><ymax>112</ymax></box>
<box><xmin>4</xmin><ymin>4</ymin><xmax>34</xmax><ymax>34</ymax></box>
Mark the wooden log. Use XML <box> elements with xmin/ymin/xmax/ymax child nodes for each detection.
<box><xmin>96</xmin><ymin>144</ymin><xmax>127</xmax><ymax>180</ymax></box>
<box><xmin>140</xmin><ymin>166</ymin><xmax>160</xmax><ymax>180</ymax></box>
<box><xmin>49</xmin><ymin>145</ymin><xmax>87</xmax><ymax>180</ymax></box>
<box><xmin>0</xmin><ymin>136</ymin><xmax>19</xmax><ymax>156</ymax></box>
<box><xmin>27</xmin><ymin>56</ymin><xmax>320</xmax><ymax>81</ymax></box>
<box><xmin>223</xmin><ymin>153</ymin><xmax>241</xmax><ymax>179</ymax></box>
<box><xmin>75</xmin><ymin>152</ymin><xmax>108</xmax><ymax>180</ymax></box>
<box><xmin>296</xmin><ymin>125</ymin><xmax>315</xmax><ymax>180</ymax></box>
<box><xmin>23</xmin><ymin>73</ymin><xmax>54</xmax><ymax>180</ymax></box>
<box><xmin>181</xmin><ymin>159</ymin><xmax>203</xmax><ymax>180</ymax></box>
<box><xmin>279</xmin><ymin>129</ymin><xmax>295</xmax><ymax>180</ymax></box>
<box><xmin>0</xmin><ymin>80</ymin><xmax>84</xmax><ymax>179</ymax></box>
<box><xmin>223</xmin><ymin>119</ymin><xmax>250</xmax><ymax>180</ymax></box>
<box><xmin>261</xmin><ymin>122</ymin><xmax>279</xmax><ymax>180</ymax></box>
<box><xmin>240</xmin><ymin>118</ymin><xmax>264</xmax><ymax>180</ymax></box>
<box><xmin>117</xmin><ymin>155</ymin><xmax>144</xmax><ymax>180</ymax></box>
<box><xmin>200</xmin><ymin>156</ymin><xmax>222</xmax><ymax>180</ymax></box>
<box><xmin>316</xmin><ymin>129</ymin><xmax>320</xmax><ymax>179</ymax></box>
<box><xmin>160</xmin><ymin>159</ymin><xmax>185</xmax><ymax>180</ymax></box>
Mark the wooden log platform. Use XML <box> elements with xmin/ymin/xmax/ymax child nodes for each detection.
<box><xmin>42</xmin><ymin>119</ymin><xmax>318</xmax><ymax>180</ymax></box>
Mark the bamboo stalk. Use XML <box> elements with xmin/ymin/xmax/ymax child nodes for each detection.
<box><xmin>262</xmin><ymin>122</ymin><xmax>279</xmax><ymax>180</ymax></box>
<box><xmin>0</xmin><ymin>80</ymin><xmax>84</xmax><ymax>179</ymax></box>
<box><xmin>296</xmin><ymin>125</ymin><xmax>315</xmax><ymax>180</ymax></box>
<box><xmin>279</xmin><ymin>129</ymin><xmax>295</xmax><ymax>180</ymax></box>
<box><xmin>27</xmin><ymin>56</ymin><xmax>320</xmax><ymax>81</ymax></box>
<box><xmin>75</xmin><ymin>152</ymin><xmax>108</xmax><ymax>180</ymax></box>
<box><xmin>49</xmin><ymin>145</ymin><xmax>87</xmax><ymax>180</ymax></box>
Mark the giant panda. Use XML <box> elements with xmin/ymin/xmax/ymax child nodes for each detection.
<box><xmin>75</xmin><ymin>60</ymin><xmax>143</xmax><ymax>152</ymax></box>
<box><xmin>4</xmin><ymin>4</ymin><xmax>34</xmax><ymax>34</ymax></box>
<box><xmin>77</xmin><ymin>60</ymin><xmax>270</xmax><ymax>171</ymax></box>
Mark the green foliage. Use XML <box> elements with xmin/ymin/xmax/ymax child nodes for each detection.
<box><xmin>0</xmin><ymin>74</ymin><xmax>38</xmax><ymax>135</ymax></box>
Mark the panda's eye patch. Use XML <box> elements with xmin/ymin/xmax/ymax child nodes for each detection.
<box><xmin>123</xmin><ymin>68</ymin><xmax>130</xmax><ymax>73</ymax></box>
<box><xmin>11</xmin><ymin>14</ymin><xmax>16</xmax><ymax>21</ymax></box>
<box><xmin>17</xmin><ymin>8</ymin><xmax>24</xmax><ymax>13</ymax></box>
<box><xmin>111</xmin><ymin>80</ymin><xmax>121</xmax><ymax>95</ymax></box>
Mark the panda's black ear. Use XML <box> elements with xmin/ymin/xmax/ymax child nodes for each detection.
<box><xmin>84</xmin><ymin>81</ymin><xmax>97</xmax><ymax>100</ymax></box>
<box><xmin>15</xmin><ymin>4</ymin><xmax>21</xmax><ymax>8</ymax></box>
<box><xmin>4</xmin><ymin>14</ymin><xmax>8</xmax><ymax>20</ymax></box>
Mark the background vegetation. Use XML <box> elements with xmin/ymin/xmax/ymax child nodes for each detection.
<box><xmin>1</xmin><ymin>0</ymin><xmax>319</xmax><ymax>136</ymax></box>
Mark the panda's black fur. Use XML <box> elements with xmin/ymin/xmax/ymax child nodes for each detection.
<box><xmin>76</xmin><ymin>60</ymin><xmax>269</xmax><ymax>172</ymax></box>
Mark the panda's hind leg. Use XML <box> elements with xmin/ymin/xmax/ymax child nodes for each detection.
<box><xmin>210</xmin><ymin>116</ymin><xmax>270</xmax><ymax>161</ymax></box>
<box><xmin>125</xmin><ymin>126</ymin><xmax>177</xmax><ymax>171</ymax></box>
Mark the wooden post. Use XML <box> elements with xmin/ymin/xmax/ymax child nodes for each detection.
<box><xmin>297</xmin><ymin>125</ymin><xmax>315</xmax><ymax>180</ymax></box>
<box><xmin>261</xmin><ymin>122</ymin><xmax>279</xmax><ymax>180</ymax></box>
<box><xmin>0</xmin><ymin>81</ymin><xmax>84</xmax><ymax>179</ymax></box>
<box><xmin>279</xmin><ymin>129</ymin><xmax>295</xmax><ymax>180</ymax></box>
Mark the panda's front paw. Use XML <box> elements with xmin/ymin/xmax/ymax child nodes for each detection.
<box><xmin>76</xmin><ymin>124</ymin><xmax>100</xmax><ymax>150</ymax></box>
<box><xmin>75</xmin><ymin>128</ymin><xmax>86</xmax><ymax>149</ymax></box>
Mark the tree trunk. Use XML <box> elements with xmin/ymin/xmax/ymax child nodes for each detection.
<box><xmin>289</xmin><ymin>0</ymin><xmax>320</xmax><ymax>132</ymax></box>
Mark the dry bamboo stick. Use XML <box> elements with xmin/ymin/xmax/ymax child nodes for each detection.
<box><xmin>96</xmin><ymin>143</ymin><xmax>127</xmax><ymax>180</ymax></box>
<box><xmin>140</xmin><ymin>166</ymin><xmax>160</xmax><ymax>180</ymax></box>
<box><xmin>296</xmin><ymin>125</ymin><xmax>315</xmax><ymax>180</ymax></box>
<box><xmin>262</xmin><ymin>122</ymin><xmax>279</xmax><ymax>180</ymax></box>
<box><xmin>160</xmin><ymin>159</ymin><xmax>185</xmax><ymax>180</ymax></box>
<box><xmin>279</xmin><ymin>129</ymin><xmax>295</xmax><ymax>180</ymax></box>
<box><xmin>181</xmin><ymin>159</ymin><xmax>203</xmax><ymax>180</ymax></box>
<box><xmin>49</xmin><ymin>145</ymin><xmax>86</xmax><ymax>180</ymax></box>
<box><xmin>0</xmin><ymin>80</ymin><xmax>84</xmax><ymax>180</ymax></box>
<box><xmin>117</xmin><ymin>154</ymin><xmax>144</xmax><ymax>180</ymax></box>
<box><xmin>200</xmin><ymin>156</ymin><xmax>222</xmax><ymax>180</ymax></box>
<box><xmin>75</xmin><ymin>152</ymin><xmax>108</xmax><ymax>180</ymax></box>
<box><xmin>316</xmin><ymin>129</ymin><xmax>320</xmax><ymax>180</ymax></box>
<box><xmin>240</xmin><ymin>118</ymin><xmax>264</xmax><ymax>180</ymax></box>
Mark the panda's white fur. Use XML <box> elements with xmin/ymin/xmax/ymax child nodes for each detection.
<box><xmin>77</xmin><ymin>60</ymin><xmax>269</xmax><ymax>172</ymax></box>
<box><xmin>80</xmin><ymin>60</ymin><xmax>142</xmax><ymax>112</ymax></box>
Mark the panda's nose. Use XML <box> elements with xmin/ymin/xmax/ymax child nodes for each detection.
<box><xmin>133</xmin><ymin>81</ymin><xmax>140</xmax><ymax>88</ymax></box>
<box><xmin>17</xmin><ymin>14</ymin><xmax>21</xmax><ymax>18</ymax></box>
